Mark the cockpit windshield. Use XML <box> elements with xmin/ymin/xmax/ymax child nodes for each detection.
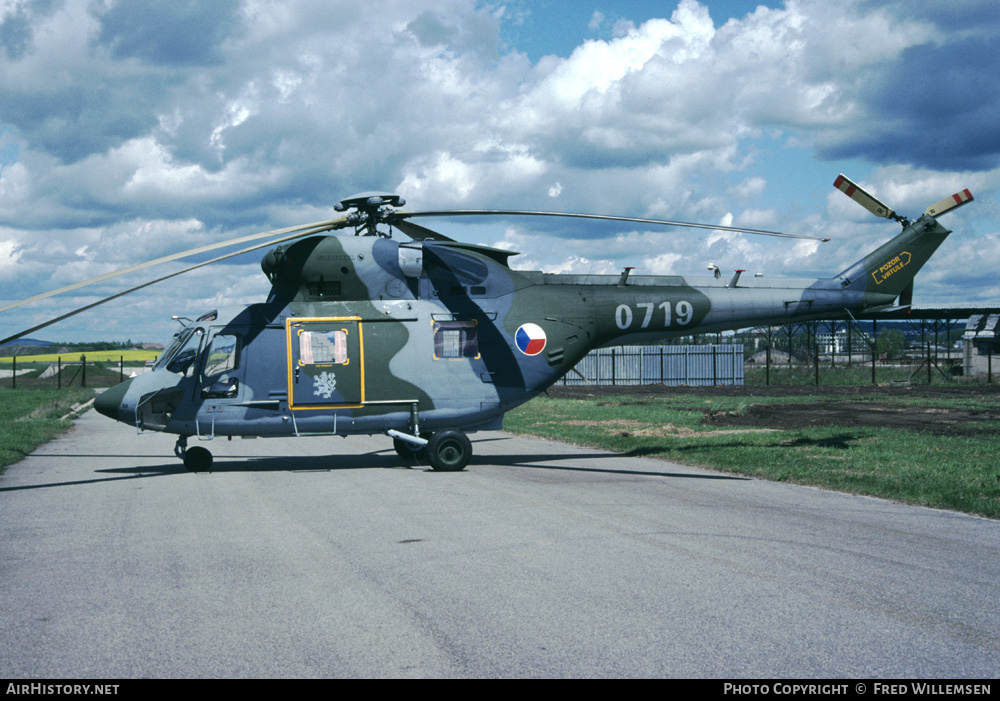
<box><xmin>155</xmin><ymin>326</ymin><xmax>205</xmax><ymax>375</ymax></box>
<box><xmin>154</xmin><ymin>329</ymin><xmax>190</xmax><ymax>370</ymax></box>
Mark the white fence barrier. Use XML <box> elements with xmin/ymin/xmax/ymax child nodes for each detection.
<box><xmin>561</xmin><ymin>345</ymin><xmax>744</xmax><ymax>386</ymax></box>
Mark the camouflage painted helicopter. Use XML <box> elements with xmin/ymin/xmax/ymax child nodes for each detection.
<box><xmin>1</xmin><ymin>176</ymin><xmax>973</xmax><ymax>471</ymax></box>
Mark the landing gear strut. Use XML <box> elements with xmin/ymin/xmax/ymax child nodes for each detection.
<box><xmin>174</xmin><ymin>436</ymin><xmax>213</xmax><ymax>472</ymax></box>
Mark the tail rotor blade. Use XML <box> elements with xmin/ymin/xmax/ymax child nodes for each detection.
<box><xmin>924</xmin><ymin>189</ymin><xmax>974</xmax><ymax>218</ymax></box>
<box><xmin>833</xmin><ymin>174</ymin><xmax>896</xmax><ymax>220</ymax></box>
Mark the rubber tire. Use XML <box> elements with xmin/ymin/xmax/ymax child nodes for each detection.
<box><xmin>393</xmin><ymin>437</ymin><xmax>426</xmax><ymax>461</ymax></box>
<box><xmin>425</xmin><ymin>430</ymin><xmax>472</xmax><ymax>472</ymax></box>
<box><xmin>183</xmin><ymin>446</ymin><xmax>213</xmax><ymax>472</ymax></box>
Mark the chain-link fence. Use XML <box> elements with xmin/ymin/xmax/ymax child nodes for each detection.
<box><xmin>2</xmin><ymin>356</ymin><xmax>140</xmax><ymax>390</ymax></box>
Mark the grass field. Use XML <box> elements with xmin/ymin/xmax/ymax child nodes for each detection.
<box><xmin>745</xmin><ymin>364</ymin><xmax>951</xmax><ymax>386</ymax></box>
<box><xmin>505</xmin><ymin>386</ymin><xmax>1000</xmax><ymax>519</ymax></box>
<box><xmin>0</xmin><ymin>387</ymin><xmax>95</xmax><ymax>472</ymax></box>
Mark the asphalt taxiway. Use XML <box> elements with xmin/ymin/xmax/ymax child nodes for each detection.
<box><xmin>1</xmin><ymin>409</ymin><xmax>997</xmax><ymax>678</ymax></box>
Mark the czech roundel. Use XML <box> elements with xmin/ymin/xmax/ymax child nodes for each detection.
<box><xmin>515</xmin><ymin>323</ymin><xmax>547</xmax><ymax>356</ymax></box>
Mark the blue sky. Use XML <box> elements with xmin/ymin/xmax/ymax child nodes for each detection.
<box><xmin>1</xmin><ymin>0</ymin><xmax>998</xmax><ymax>343</ymax></box>
<box><xmin>500</xmin><ymin>1</ymin><xmax>781</xmax><ymax>60</ymax></box>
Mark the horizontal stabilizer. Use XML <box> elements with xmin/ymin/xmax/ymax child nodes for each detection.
<box><xmin>924</xmin><ymin>189</ymin><xmax>974</xmax><ymax>218</ymax></box>
<box><xmin>833</xmin><ymin>174</ymin><xmax>895</xmax><ymax>220</ymax></box>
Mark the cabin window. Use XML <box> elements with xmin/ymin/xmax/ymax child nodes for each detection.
<box><xmin>299</xmin><ymin>330</ymin><xmax>349</xmax><ymax>365</ymax></box>
<box><xmin>203</xmin><ymin>334</ymin><xmax>239</xmax><ymax>377</ymax></box>
<box><xmin>433</xmin><ymin>321</ymin><xmax>479</xmax><ymax>360</ymax></box>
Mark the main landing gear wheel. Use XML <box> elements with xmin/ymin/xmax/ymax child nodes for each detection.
<box><xmin>392</xmin><ymin>433</ymin><xmax>431</xmax><ymax>461</ymax></box>
<box><xmin>183</xmin><ymin>446</ymin><xmax>213</xmax><ymax>473</ymax></box>
<box><xmin>393</xmin><ymin>436</ymin><xmax>426</xmax><ymax>461</ymax></box>
<box><xmin>425</xmin><ymin>430</ymin><xmax>472</xmax><ymax>472</ymax></box>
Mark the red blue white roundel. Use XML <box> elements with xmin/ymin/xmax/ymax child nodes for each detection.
<box><xmin>515</xmin><ymin>323</ymin><xmax>547</xmax><ymax>356</ymax></box>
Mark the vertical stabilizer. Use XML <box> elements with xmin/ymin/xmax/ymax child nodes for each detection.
<box><xmin>836</xmin><ymin>215</ymin><xmax>951</xmax><ymax>301</ymax></box>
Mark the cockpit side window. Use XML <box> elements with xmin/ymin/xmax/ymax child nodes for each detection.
<box><xmin>203</xmin><ymin>333</ymin><xmax>239</xmax><ymax>377</ymax></box>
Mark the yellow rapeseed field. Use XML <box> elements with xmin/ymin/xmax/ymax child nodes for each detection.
<box><xmin>0</xmin><ymin>349</ymin><xmax>160</xmax><ymax>364</ymax></box>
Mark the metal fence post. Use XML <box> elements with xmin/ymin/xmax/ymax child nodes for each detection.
<box><xmin>766</xmin><ymin>337</ymin><xmax>771</xmax><ymax>385</ymax></box>
<box><xmin>872</xmin><ymin>320</ymin><xmax>878</xmax><ymax>385</ymax></box>
<box><xmin>814</xmin><ymin>324</ymin><xmax>820</xmax><ymax>386</ymax></box>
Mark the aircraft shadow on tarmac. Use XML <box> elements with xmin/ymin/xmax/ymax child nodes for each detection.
<box><xmin>2</xmin><ymin>441</ymin><xmax>747</xmax><ymax>492</ymax></box>
<box><xmin>1</xmin><ymin>453</ymin><xmax>400</xmax><ymax>492</ymax></box>
<box><xmin>88</xmin><ymin>448</ymin><xmax>747</xmax><ymax>479</ymax></box>
<box><xmin>665</xmin><ymin>433</ymin><xmax>858</xmax><ymax>453</ymax></box>
<box><xmin>483</xmin><ymin>453</ymin><xmax>748</xmax><ymax>480</ymax></box>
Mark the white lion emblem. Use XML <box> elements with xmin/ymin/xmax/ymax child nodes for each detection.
<box><xmin>312</xmin><ymin>371</ymin><xmax>337</xmax><ymax>399</ymax></box>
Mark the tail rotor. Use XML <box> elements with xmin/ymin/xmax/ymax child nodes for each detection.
<box><xmin>834</xmin><ymin>173</ymin><xmax>974</xmax><ymax>228</ymax></box>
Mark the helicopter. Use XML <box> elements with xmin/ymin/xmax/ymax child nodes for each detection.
<box><xmin>1</xmin><ymin>175</ymin><xmax>973</xmax><ymax>472</ymax></box>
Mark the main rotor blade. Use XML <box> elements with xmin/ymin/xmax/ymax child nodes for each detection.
<box><xmin>0</xmin><ymin>223</ymin><xmax>339</xmax><ymax>346</ymax></box>
<box><xmin>0</xmin><ymin>216</ymin><xmax>348</xmax><ymax>315</ymax></box>
<box><xmin>388</xmin><ymin>217</ymin><xmax>455</xmax><ymax>242</ymax></box>
<box><xmin>395</xmin><ymin>209</ymin><xmax>829</xmax><ymax>242</ymax></box>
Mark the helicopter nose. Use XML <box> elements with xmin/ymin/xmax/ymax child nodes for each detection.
<box><xmin>95</xmin><ymin>377</ymin><xmax>133</xmax><ymax>421</ymax></box>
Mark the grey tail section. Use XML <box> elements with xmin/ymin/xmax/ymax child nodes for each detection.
<box><xmin>834</xmin><ymin>214</ymin><xmax>951</xmax><ymax>303</ymax></box>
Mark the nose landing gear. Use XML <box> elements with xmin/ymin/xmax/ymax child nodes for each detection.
<box><xmin>175</xmin><ymin>436</ymin><xmax>213</xmax><ymax>473</ymax></box>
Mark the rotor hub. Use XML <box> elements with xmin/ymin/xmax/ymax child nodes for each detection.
<box><xmin>334</xmin><ymin>193</ymin><xmax>406</xmax><ymax>236</ymax></box>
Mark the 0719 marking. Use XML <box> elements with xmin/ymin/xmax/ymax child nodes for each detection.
<box><xmin>615</xmin><ymin>301</ymin><xmax>694</xmax><ymax>330</ymax></box>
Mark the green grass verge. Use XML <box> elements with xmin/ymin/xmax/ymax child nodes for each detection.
<box><xmin>745</xmin><ymin>364</ymin><xmax>963</xmax><ymax>386</ymax></box>
<box><xmin>4</xmin><ymin>363</ymin><xmax>131</xmax><ymax>389</ymax></box>
<box><xmin>0</xmin><ymin>387</ymin><xmax>95</xmax><ymax>473</ymax></box>
<box><xmin>505</xmin><ymin>394</ymin><xmax>1000</xmax><ymax>519</ymax></box>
